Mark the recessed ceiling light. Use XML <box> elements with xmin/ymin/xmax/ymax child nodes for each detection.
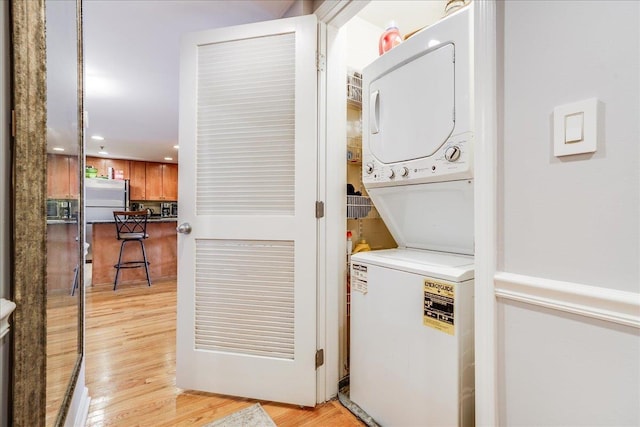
<box><xmin>53</xmin><ymin>147</ymin><xmax>65</xmax><ymax>152</ymax></box>
<box><xmin>164</xmin><ymin>157</ymin><xmax>173</xmax><ymax>161</ymax></box>
<box><xmin>86</xmin><ymin>74</ymin><xmax>120</xmax><ymax>98</ymax></box>
<box><xmin>173</xmin><ymin>145</ymin><xmax>179</xmax><ymax>149</ymax></box>
<box><xmin>91</xmin><ymin>135</ymin><xmax>104</xmax><ymax>141</ymax></box>
<box><xmin>98</xmin><ymin>151</ymin><xmax>109</xmax><ymax>155</ymax></box>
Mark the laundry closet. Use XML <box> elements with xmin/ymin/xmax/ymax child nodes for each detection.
<box><xmin>340</xmin><ymin>2</ymin><xmax>475</xmax><ymax>426</ymax></box>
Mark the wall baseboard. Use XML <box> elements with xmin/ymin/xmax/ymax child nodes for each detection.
<box><xmin>495</xmin><ymin>271</ymin><xmax>640</xmax><ymax>328</ymax></box>
<box><xmin>65</xmin><ymin>387</ymin><xmax>90</xmax><ymax>427</ymax></box>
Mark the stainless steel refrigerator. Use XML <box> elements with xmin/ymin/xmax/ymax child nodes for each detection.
<box><xmin>85</xmin><ymin>178</ymin><xmax>129</xmax><ymax>261</ymax></box>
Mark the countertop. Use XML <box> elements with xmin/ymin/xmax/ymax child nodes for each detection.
<box><xmin>47</xmin><ymin>219</ymin><xmax>78</xmax><ymax>225</ymax></box>
<box><xmin>89</xmin><ymin>217</ymin><xmax>178</xmax><ymax>224</ymax></box>
<box><xmin>47</xmin><ymin>218</ymin><xmax>178</xmax><ymax>225</ymax></box>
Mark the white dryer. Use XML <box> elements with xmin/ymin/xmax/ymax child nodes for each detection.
<box><xmin>350</xmin><ymin>5</ymin><xmax>475</xmax><ymax>426</ymax></box>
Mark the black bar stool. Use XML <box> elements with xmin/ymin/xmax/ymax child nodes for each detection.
<box><xmin>113</xmin><ymin>210</ymin><xmax>151</xmax><ymax>290</ymax></box>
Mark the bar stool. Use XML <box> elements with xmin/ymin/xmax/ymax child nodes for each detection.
<box><xmin>113</xmin><ymin>210</ymin><xmax>151</xmax><ymax>290</ymax></box>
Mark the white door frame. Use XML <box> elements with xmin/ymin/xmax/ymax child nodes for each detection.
<box><xmin>316</xmin><ymin>1</ymin><xmax>500</xmax><ymax>423</ymax></box>
<box><xmin>314</xmin><ymin>0</ymin><xmax>369</xmax><ymax>404</ymax></box>
<box><xmin>472</xmin><ymin>1</ymin><xmax>499</xmax><ymax>425</ymax></box>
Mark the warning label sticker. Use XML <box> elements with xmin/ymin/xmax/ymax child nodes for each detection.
<box><xmin>423</xmin><ymin>279</ymin><xmax>455</xmax><ymax>335</ymax></box>
<box><xmin>351</xmin><ymin>264</ymin><xmax>368</xmax><ymax>294</ymax></box>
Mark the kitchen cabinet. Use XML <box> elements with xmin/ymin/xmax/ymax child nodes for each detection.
<box><xmin>129</xmin><ymin>160</ymin><xmax>146</xmax><ymax>200</ymax></box>
<box><xmin>145</xmin><ymin>162</ymin><xmax>178</xmax><ymax>201</ymax></box>
<box><xmin>89</xmin><ymin>158</ymin><xmax>177</xmax><ymax>202</ymax></box>
<box><xmin>46</xmin><ymin>222</ymin><xmax>78</xmax><ymax>292</ymax></box>
<box><xmin>86</xmin><ymin>156</ymin><xmax>130</xmax><ymax>179</ymax></box>
<box><xmin>47</xmin><ymin>154</ymin><xmax>79</xmax><ymax>199</ymax></box>
<box><xmin>162</xmin><ymin>163</ymin><xmax>178</xmax><ymax>200</ymax></box>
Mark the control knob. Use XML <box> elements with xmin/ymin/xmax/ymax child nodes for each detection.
<box><xmin>444</xmin><ymin>145</ymin><xmax>461</xmax><ymax>162</ymax></box>
<box><xmin>398</xmin><ymin>166</ymin><xmax>409</xmax><ymax>177</ymax></box>
<box><xmin>365</xmin><ymin>163</ymin><xmax>374</xmax><ymax>174</ymax></box>
<box><xmin>386</xmin><ymin>169</ymin><xmax>395</xmax><ymax>179</ymax></box>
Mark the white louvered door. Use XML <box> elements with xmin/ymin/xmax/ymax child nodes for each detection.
<box><xmin>176</xmin><ymin>15</ymin><xmax>319</xmax><ymax>406</ymax></box>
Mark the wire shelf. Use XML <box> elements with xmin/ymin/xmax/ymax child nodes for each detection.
<box><xmin>347</xmin><ymin>70</ymin><xmax>362</xmax><ymax>106</ymax></box>
<box><xmin>347</xmin><ymin>195</ymin><xmax>379</xmax><ymax>219</ymax></box>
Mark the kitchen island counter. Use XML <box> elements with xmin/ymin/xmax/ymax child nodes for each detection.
<box><xmin>91</xmin><ymin>220</ymin><xmax>177</xmax><ymax>286</ymax></box>
<box><xmin>88</xmin><ymin>217</ymin><xmax>178</xmax><ymax>224</ymax></box>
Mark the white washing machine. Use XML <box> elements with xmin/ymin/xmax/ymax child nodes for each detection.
<box><xmin>350</xmin><ymin>249</ymin><xmax>474</xmax><ymax>427</ymax></box>
<box><xmin>350</xmin><ymin>5</ymin><xmax>475</xmax><ymax>426</ymax></box>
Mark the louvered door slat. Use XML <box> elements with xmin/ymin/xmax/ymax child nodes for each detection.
<box><xmin>194</xmin><ymin>239</ymin><xmax>295</xmax><ymax>359</ymax></box>
<box><xmin>196</xmin><ymin>31</ymin><xmax>295</xmax><ymax>216</ymax></box>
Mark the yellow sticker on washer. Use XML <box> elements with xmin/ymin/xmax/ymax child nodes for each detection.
<box><xmin>423</xmin><ymin>279</ymin><xmax>455</xmax><ymax>335</ymax></box>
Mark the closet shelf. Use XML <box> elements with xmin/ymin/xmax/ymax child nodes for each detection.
<box><xmin>347</xmin><ymin>195</ymin><xmax>379</xmax><ymax>219</ymax></box>
<box><xmin>347</xmin><ymin>70</ymin><xmax>362</xmax><ymax>106</ymax></box>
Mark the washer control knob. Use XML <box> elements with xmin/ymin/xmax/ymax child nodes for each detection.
<box><xmin>386</xmin><ymin>169</ymin><xmax>395</xmax><ymax>179</ymax></box>
<box><xmin>365</xmin><ymin>163</ymin><xmax>374</xmax><ymax>174</ymax></box>
<box><xmin>399</xmin><ymin>166</ymin><xmax>409</xmax><ymax>177</ymax></box>
<box><xmin>445</xmin><ymin>145</ymin><xmax>461</xmax><ymax>162</ymax></box>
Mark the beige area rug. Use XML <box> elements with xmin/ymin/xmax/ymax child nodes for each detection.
<box><xmin>203</xmin><ymin>403</ymin><xmax>277</xmax><ymax>427</ymax></box>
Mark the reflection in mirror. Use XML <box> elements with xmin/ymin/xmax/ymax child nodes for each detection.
<box><xmin>45</xmin><ymin>0</ymin><xmax>81</xmax><ymax>425</ymax></box>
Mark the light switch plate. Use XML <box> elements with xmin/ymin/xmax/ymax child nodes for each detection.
<box><xmin>553</xmin><ymin>98</ymin><xmax>598</xmax><ymax>157</ymax></box>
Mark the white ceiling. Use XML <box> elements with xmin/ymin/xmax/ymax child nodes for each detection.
<box><xmin>46</xmin><ymin>0</ymin><xmax>448</xmax><ymax>164</ymax></box>
<box><xmin>82</xmin><ymin>0</ymin><xmax>295</xmax><ymax>163</ymax></box>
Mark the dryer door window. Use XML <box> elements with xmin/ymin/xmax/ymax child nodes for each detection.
<box><xmin>368</xmin><ymin>43</ymin><xmax>455</xmax><ymax>164</ymax></box>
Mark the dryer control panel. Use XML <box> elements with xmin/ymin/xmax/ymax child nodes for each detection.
<box><xmin>362</xmin><ymin>131</ymin><xmax>473</xmax><ymax>188</ymax></box>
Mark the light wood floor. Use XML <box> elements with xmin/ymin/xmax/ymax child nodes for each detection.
<box><xmin>85</xmin><ymin>279</ymin><xmax>363</xmax><ymax>426</ymax></box>
<box><xmin>47</xmin><ymin>290</ymin><xmax>81</xmax><ymax>426</ymax></box>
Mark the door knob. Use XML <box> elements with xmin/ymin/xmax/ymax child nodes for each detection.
<box><xmin>176</xmin><ymin>223</ymin><xmax>192</xmax><ymax>234</ymax></box>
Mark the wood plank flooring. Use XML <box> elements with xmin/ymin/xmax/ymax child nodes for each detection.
<box><xmin>47</xmin><ymin>290</ymin><xmax>81</xmax><ymax>426</ymax></box>
<box><xmin>85</xmin><ymin>279</ymin><xmax>363</xmax><ymax>426</ymax></box>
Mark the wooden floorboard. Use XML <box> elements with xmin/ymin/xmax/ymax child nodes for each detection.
<box><xmin>47</xmin><ymin>290</ymin><xmax>80</xmax><ymax>426</ymax></box>
<box><xmin>85</xmin><ymin>280</ymin><xmax>362</xmax><ymax>426</ymax></box>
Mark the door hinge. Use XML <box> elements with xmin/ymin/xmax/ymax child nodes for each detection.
<box><xmin>316</xmin><ymin>52</ymin><xmax>326</xmax><ymax>72</ymax></box>
<box><xmin>315</xmin><ymin>201</ymin><xmax>324</xmax><ymax>219</ymax></box>
<box><xmin>11</xmin><ymin>110</ymin><xmax>16</xmax><ymax>137</ymax></box>
<box><xmin>315</xmin><ymin>349</ymin><xmax>324</xmax><ymax>369</ymax></box>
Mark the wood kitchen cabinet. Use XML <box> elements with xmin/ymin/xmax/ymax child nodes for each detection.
<box><xmin>145</xmin><ymin>162</ymin><xmax>178</xmax><ymax>201</ymax></box>
<box><xmin>129</xmin><ymin>160</ymin><xmax>146</xmax><ymax>200</ymax></box>
<box><xmin>162</xmin><ymin>163</ymin><xmax>178</xmax><ymax>200</ymax></box>
<box><xmin>86</xmin><ymin>156</ymin><xmax>130</xmax><ymax>179</ymax></box>
<box><xmin>47</xmin><ymin>154</ymin><xmax>79</xmax><ymax>199</ymax></box>
<box><xmin>86</xmin><ymin>158</ymin><xmax>177</xmax><ymax>202</ymax></box>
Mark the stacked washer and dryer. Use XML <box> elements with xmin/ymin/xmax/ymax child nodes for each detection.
<box><xmin>350</xmin><ymin>5</ymin><xmax>475</xmax><ymax>427</ymax></box>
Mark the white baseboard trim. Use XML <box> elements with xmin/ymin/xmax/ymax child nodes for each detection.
<box><xmin>494</xmin><ymin>272</ymin><xmax>640</xmax><ymax>328</ymax></box>
<box><xmin>69</xmin><ymin>387</ymin><xmax>90</xmax><ymax>427</ymax></box>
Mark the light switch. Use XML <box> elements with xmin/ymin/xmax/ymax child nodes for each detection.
<box><xmin>553</xmin><ymin>98</ymin><xmax>598</xmax><ymax>157</ymax></box>
<box><xmin>564</xmin><ymin>112</ymin><xmax>583</xmax><ymax>143</ymax></box>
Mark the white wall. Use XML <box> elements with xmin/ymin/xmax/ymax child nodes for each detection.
<box><xmin>1</xmin><ymin>1</ymin><xmax>11</xmax><ymax>425</ymax></box>
<box><xmin>344</xmin><ymin>16</ymin><xmax>380</xmax><ymax>72</ymax></box>
<box><xmin>498</xmin><ymin>1</ymin><xmax>640</xmax><ymax>425</ymax></box>
<box><xmin>501</xmin><ymin>0</ymin><xmax>639</xmax><ymax>290</ymax></box>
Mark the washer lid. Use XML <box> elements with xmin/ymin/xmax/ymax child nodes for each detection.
<box><xmin>351</xmin><ymin>248</ymin><xmax>474</xmax><ymax>282</ymax></box>
<box><xmin>368</xmin><ymin>43</ymin><xmax>455</xmax><ymax>164</ymax></box>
